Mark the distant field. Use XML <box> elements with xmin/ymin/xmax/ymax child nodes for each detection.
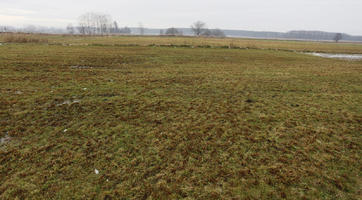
<box><xmin>1</xmin><ymin>33</ymin><xmax>362</xmax><ymax>54</ymax></box>
<box><xmin>0</xmin><ymin>34</ymin><xmax>361</xmax><ymax>199</ymax></box>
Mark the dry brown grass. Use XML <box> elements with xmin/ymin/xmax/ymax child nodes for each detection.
<box><xmin>2</xmin><ymin>33</ymin><xmax>48</xmax><ymax>44</ymax></box>
<box><xmin>1</xmin><ymin>33</ymin><xmax>362</xmax><ymax>54</ymax></box>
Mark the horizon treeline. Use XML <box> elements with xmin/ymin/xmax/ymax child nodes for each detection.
<box><xmin>72</xmin><ymin>12</ymin><xmax>225</xmax><ymax>37</ymax></box>
<box><xmin>1</xmin><ymin>12</ymin><xmax>362</xmax><ymax>42</ymax></box>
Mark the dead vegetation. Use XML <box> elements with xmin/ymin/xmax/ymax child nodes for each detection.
<box><xmin>1</xmin><ymin>33</ymin><xmax>48</xmax><ymax>43</ymax></box>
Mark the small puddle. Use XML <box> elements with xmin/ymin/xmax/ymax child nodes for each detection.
<box><xmin>308</xmin><ymin>53</ymin><xmax>362</xmax><ymax>60</ymax></box>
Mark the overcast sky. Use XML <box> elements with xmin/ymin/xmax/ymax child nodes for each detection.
<box><xmin>1</xmin><ymin>0</ymin><xmax>361</xmax><ymax>35</ymax></box>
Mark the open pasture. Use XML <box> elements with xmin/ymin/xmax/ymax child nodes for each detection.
<box><xmin>0</xmin><ymin>34</ymin><xmax>361</xmax><ymax>199</ymax></box>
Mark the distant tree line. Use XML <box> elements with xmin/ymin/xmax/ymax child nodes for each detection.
<box><xmin>284</xmin><ymin>31</ymin><xmax>344</xmax><ymax>42</ymax></box>
<box><xmin>77</xmin><ymin>12</ymin><xmax>113</xmax><ymax>35</ymax></box>
<box><xmin>73</xmin><ymin>14</ymin><xmax>226</xmax><ymax>37</ymax></box>
<box><xmin>334</xmin><ymin>33</ymin><xmax>342</xmax><ymax>42</ymax></box>
<box><xmin>0</xmin><ymin>25</ymin><xmax>66</xmax><ymax>34</ymax></box>
<box><xmin>190</xmin><ymin>21</ymin><xmax>225</xmax><ymax>37</ymax></box>
<box><xmin>2</xmin><ymin>13</ymin><xmax>360</xmax><ymax>42</ymax></box>
<box><xmin>164</xmin><ymin>27</ymin><xmax>183</xmax><ymax>36</ymax></box>
<box><xmin>159</xmin><ymin>21</ymin><xmax>225</xmax><ymax>38</ymax></box>
<box><xmin>72</xmin><ymin>12</ymin><xmax>132</xmax><ymax>35</ymax></box>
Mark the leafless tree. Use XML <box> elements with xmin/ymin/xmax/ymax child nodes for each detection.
<box><xmin>201</xmin><ymin>29</ymin><xmax>212</xmax><ymax>37</ymax></box>
<box><xmin>78</xmin><ymin>13</ymin><xmax>93</xmax><ymax>35</ymax></box>
<box><xmin>165</xmin><ymin>27</ymin><xmax>182</xmax><ymax>36</ymax></box>
<box><xmin>211</xmin><ymin>29</ymin><xmax>226</xmax><ymax>38</ymax></box>
<box><xmin>191</xmin><ymin>21</ymin><xmax>206</xmax><ymax>36</ymax></box>
<box><xmin>112</xmin><ymin>21</ymin><xmax>119</xmax><ymax>33</ymax></box>
<box><xmin>119</xmin><ymin>26</ymin><xmax>131</xmax><ymax>34</ymax></box>
<box><xmin>77</xmin><ymin>25</ymin><xmax>86</xmax><ymax>35</ymax></box>
<box><xmin>78</xmin><ymin>12</ymin><xmax>113</xmax><ymax>35</ymax></box>
<box><xmin>23</xmin><ymin>25</ymin><xmax>37</xmax><ymax>33</ymax></box>
<box><xmin>138</xmin><ymin>23</ymin><xmax>145</xmax><ymax>35</ymax></box>
<box><xmin>0</xmin><ymin>26</ymin><xmax>9</xmax><ymax>32</ymax></box>
<box><xmin>200</xmin><ymin>28</ymin><xmax>225</xmax><ymax>38</ymax></box>
<box><xmin>66</xmin><ymin>24</ymin><xmax>75</xmax><ymax>34</ymax></box>
<box><xmin>99</xmin><ymin>15</ymin><xmax>112</xmax><ymax>34</ymax></box>
<box><xmin>334</xmin><ymin>33</ymin><xmax>342</xmax><ymax>42</ymax></box>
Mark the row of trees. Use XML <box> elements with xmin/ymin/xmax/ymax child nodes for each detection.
<box><xmin>284</xmin><ymin>31</ymin><xmax>343</xmax><ymax>42</ymax></box>
<box><xmin>0</xmin><ymin>25</ymin><xmax>66</xmax><ymax>34</ymax></box>
<box><xmin>191</xmin><ymin>21</ymin><xmax>225</xmax><ymax>37</ymax></box>
<box><xmin>71</xmin><ymin>12</ymin><xmax>131</xmax><ymax>35</ymax></box>
<box><xmin>71</xmin><ymin>13</ymin><xmax>225</xmax><ymax>37</ymax></box>
<box><xmin>161</xmin><ymin>21</ymin><xmax>225</xmax><ymax>37</ymax></box>
<box><xmin>0</xmin><ymin>12</ymin><xmax>347</xmax><ymax>42</ymax></box>
<box><xmin>162</xmin><ymin>27</ymin><xmax>183</xmax><ymax>36</ymax></box>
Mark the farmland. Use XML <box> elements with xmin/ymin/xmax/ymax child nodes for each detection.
<box><xmin>0</xmin><ymin>34</ymin><xmax>361</xmax><ymax>199</ymax></box>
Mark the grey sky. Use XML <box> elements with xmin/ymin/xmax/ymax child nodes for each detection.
<box><xmin>1</xmin><ymin>0</ymin><xmax>361</xmax><ymax>35</ymax></box>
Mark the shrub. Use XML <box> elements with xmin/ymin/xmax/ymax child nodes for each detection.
<box><xmin>2</xmin><ymin>34</ymin><xmax>48</xmax><ymax>43</ymax></box>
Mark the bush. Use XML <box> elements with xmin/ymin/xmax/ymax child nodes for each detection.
<box><xmin>2</xmin><ymin>34</ymin><xmax>48</xmax><ymax>43</ymax></box>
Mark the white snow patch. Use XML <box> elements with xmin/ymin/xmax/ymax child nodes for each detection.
<box><xmin>308</xmin><ymin>53</ymin><xmax>362</xmax><ymax>60</ymax></box>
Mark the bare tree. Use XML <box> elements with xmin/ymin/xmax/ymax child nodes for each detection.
<box><xmin>165</xmin><ymin>27</ymin><xmax>182</xmax><ymax>36</ymax></box>
<box><xmin>0</xmin><ymin>26</ymin><xmax>10</xmax><ymax>32</ymax></box>
<box><xmin>112</xmin><ymin>21</ymin><xmax>119</xmax><ymax>34</ymax></box>
<box><xmin>66</xmin><ymin>24</ymin><xmax>75</xmax><ymax>35</ymax></box>
<box><xmin>334</xmin><ymin>33</ymin><xmax>342</xmax><ymax>42</ymax></box>
<box><xmin>78</xmin><ymin>12</ymin><xmax>94</xmax><ymax>35</ymax></box>
<box><xmin>191</xmin><ymin>21</ymin><xmax>206</xmax><ymax>36</ymax></box>
<box><xmin>99</xmin><ymin>15</ymin><xmax>113</xmax><ymax>34</ymax></box>
<box><xmin>23</xmin><ymin>25</ymin><xmax>37</xmax><ymax>33</ymax></box>
<box><xmin>201</xmin><ymin>29</ymin><xmax>211</xmax><ymax>37</ymax></box>
<box><xmin>138</xmin><ymin>23</ymin><xmax>145</xmax><ymax>35</ymax></box>
<box><xmin>199</xmin><ymin>28</ymin><xmax>225</xmax><ymax>38</ymax></box>
<box><xmin>77</xmin><ymin>25</ymin><xmax>86</xmax><ymax>35</ymax></box>
<box><xmin>211</xmin><ymin>29</ymin><xmax>226</xmax><ymax>38</ymax></box>
<box><xmin>119</xmin><ymin>26</ymin><xmax>131</xmax><ymax>34</ymax></box>
<box><xmin>78</xmin><ymin>12</ymin><xmax>113</xmax><ymax>35</ymax></box>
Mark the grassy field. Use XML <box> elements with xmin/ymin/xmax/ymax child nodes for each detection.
<box><xmin>0</xmin><ymin>34</ymin><xmax>361</xmax><ymax>199</ymax></box>
<box><xmin>2</xmin><ymin>33</ymin><xmax>362</xmax><ymax>54</ymax></box>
